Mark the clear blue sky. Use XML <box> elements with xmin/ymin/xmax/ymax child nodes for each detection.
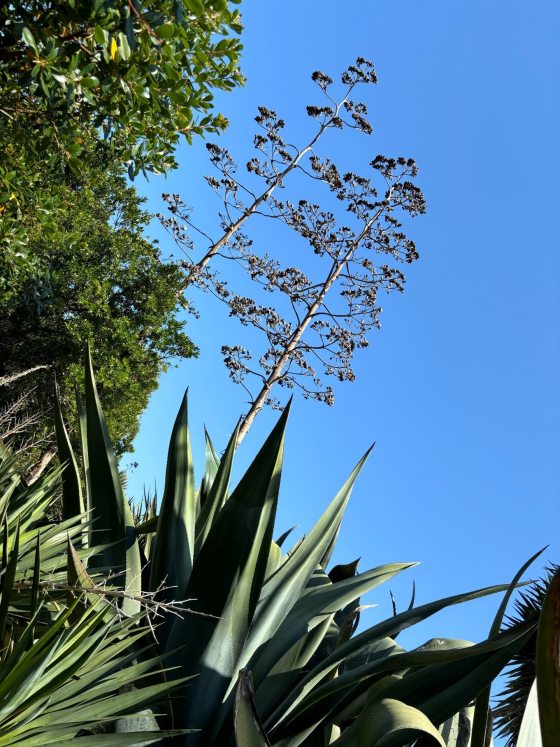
<box><xmin>129</xmin><ymin>0</ymin><xmax>559</xmax><ymax>672</ymax></box>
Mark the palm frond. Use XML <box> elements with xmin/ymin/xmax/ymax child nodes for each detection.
<box><xmin>492</xmin><ymin>564</ymin><xmax>558</xmax><ymax>747</ymax></box>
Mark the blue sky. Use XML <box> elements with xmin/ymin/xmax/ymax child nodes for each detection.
<box><xmin>129</xmin><ymin>0</ymin><xmax>559</xmax><ymax>669</ymax></box>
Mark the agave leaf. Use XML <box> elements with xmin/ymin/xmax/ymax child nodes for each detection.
<box><xmin>142</xmin><ymin>497</ymin><xmax>157</xmax><ymax>563</ymax></box>
<box><xmin>333</xmin><ymin>697</ymin><xmax>445</xmax><ymax>747</ymax></box>
<box><xmin>76</xmin><ymin>387</ymin><xmax>91</xmax><ymax>520</ymax></box>
<box><xmin>199</xmin><ymin>426</ymin><xmax>221</xmax><ymax>508</ymax></box>
<box><xmin>273</xmin><ymin>629</ymin><xmax>532</xmax><ymax>745</ymax></box>
<box><xmin>277</xmin><ymin>639</ymin><xmax>460</xmax><ymax>739</ymax></box>
<box><xmin>239</xmin><ymin>448</ymin><xmax>374</xmax><ymax>686</ymax></box>
<box><xmin>407</xmin><ymin>581</ymin><xmax>416</xmax><ymax>610</ymax></box>
<box><xmin>165</xmin><ymin>405</ymin><xmax>290</xmax><ymax>743</ymax></box>
<box><xmin>440</xmin><ymin>705</ymin><xmax>476</xmax><ymax>747</ymax></box>
<box><xmin>84</xmin><ymin>345</ymin><xmax>141</xmax><ymax>615</ymax></box>
<box><xmin>319</xmin><ymin>529</ymin><xmax>341</xmax><ymax>573</ymax></box>
<box><xmin>234</xmin><ymin>668</ymin><xmax>272</xmax><ymax>747</ymax></box>
<box><xmin>536</xmin><ymin>565</ymin><xmax>560</xmax><ymax>746</ymax></box>
<box><xmin>195</xmin><ymin>422</ymin><xmax>239</xmax><ymax>554</ymax></box>
<box><xmin>123</xmin><ymin>499</ymin><xmax>142</xmax><ymax>618</ymax></box>
<box><xmin>150</xmin><ymin>391</ymin><xmax>195</xmax><ymax>607</ymax></box>
<box><xmin>389</xmin><ymin>581</ymin><xmax>416</xmax><ymax>638</ymax></box>
<box><xmin>265</xmin><ymin>540</ymin><xmax>283</xmax><ymax>580</ymax></box>
<box><xmin>53</xmin><ymin>378</ymin><xmax>84</xmax><ymax>523</ymax></box>
<box><xmin>251</xmin><ymin>562</ymin><xmax>414</xmax><ymax>690</ymax></box>
<box><xmin>319</xmin><ymin>448</ymin><xmax>370</xmax><ymax>573</ymax></box>
<box><xmin>268</xmin><ymin>637</ymin><xmax>403</xmax><ymax>740</ymax></box>
<box><xmin>84</xmin><ymin>343</ymin><xmax>126</xmax><ymax>558</ymax></box>
<box><xmin>271</xmin><ymin>580</ymin><xmax>529</xmax><ymax>726</ymax></box>
<box><xmin>135</xmin><ymin>515</ymin><xmax>158</xmax><ymax>535</ymax></box>
<box><xmin>334</xmin><ymin>670</ymin><xmax>405</xmax><ymax>728</ymax></box>
<box><xmin>381</xmin><ymin>624</ymin><xmax>535</xmax><ymax>728</ymax></box>
<box><xmin>471</xmin><ymin>547</ymin><xmax>545</xmax><ymax>747</ymax></box>
<box><xmin>255</xmin><ymin>616</ymin><xmax>337</xmax><ymax>719</ymax></box>
<box><xmin>275</xmin><ymin>526</ymin><xmax>297</xmax><ymax>548</ymax></box>
<box><xmin>328</xmin><ymin>559</ymin><xmax>360</xmax><ymax>584</ymax></box>
<box><xmin>288</xmin><ymin>616</ymin><xmax>334</xmax><ymax>672</ymax></box>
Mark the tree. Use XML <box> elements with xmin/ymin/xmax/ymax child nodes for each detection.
<box><xmin>0</xmin><ymin>0</ymin><xmax>243</xmax><ymax>299</ymax></box>
<box><xmin>0</xmin><ymin>0</ymin><xmax>243</xmax><ymax>466</ymax></box>
<box><xmin>0</xmin><ymin>0</ymin><xmax>243</xmax><ymax>172</ymax></box>
<box><xmin>0</xmin><ymin>163</ymin><xmax>196</xmax><ymax>468</ymax></box>
<box><xmin>160</xmin><ymin>59</ymin><xmax>426</xmax><ymax>443</ymax></box>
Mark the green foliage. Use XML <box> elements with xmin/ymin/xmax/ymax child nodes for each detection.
<box><xmin>492</xmin><ymin>565</ymin><xmax>558</xmax><ymax>747</ymax></box>
<box><xmin>53</xmin><ymin>358</ymin><xmax>539</xmax><ymax>746</ymax></box>
<box><xmin>0</xmin><ymin>0</ymin><xmax>243</xmax><ymax>176</ymax></box>
<box><xmin>0</xmin><ymin>0</ymin><xmax>243</xmax><ymax>352</ymax></box>
<box><xmin>470</xmin><ymin>548</ymin><xmax>546</xmax><ymax>747</ymax></box>
<box><xmin>497</xmin><ymin>566</ymin><xmax>560</xmax><ymax>747</ymax></box>
<box><xmin>0</xmin><ymin>442</ymin><xmax>186</xmax><ymax>744</ymax></box>
<box><xmin>0</xmin><ymin>165</ymin><xmax>196</xmax><ymax>456</ymax></box>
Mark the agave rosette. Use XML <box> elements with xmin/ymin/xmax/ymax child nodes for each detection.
<box><xmin>49</xmin><ymin>348</ymin><xmax>540</xmax><ymax>746</ymax></box>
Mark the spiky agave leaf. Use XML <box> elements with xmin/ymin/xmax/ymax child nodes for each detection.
<box><xmin>268</xmin><ymin>624</ymin><xmax>534</xmax><ymax>746</ymax></box>
<box><xmin>149</xmin><ymin>390</ymin><xmax>196</xmax><ymax>610</ymax></box>
<box><xmin>83</xmin><ymin>345</ymin><xmax>142</xmax><ymax>617</ymax></box>
<box><xmin>234</xmin><ymin>668</ymin><xmax>272</xmax><ymax>747</ymax></box>
<box><xmin>492</xmin><ymin>564</ymin><xmax>558</xmax><ymax>747</ymax></box>
<box><xmin>165</xmin><ymin>404</ymin><xmax>290</xmax><ymax>744</ymax></box>
<box><xmin>331</xmin><ymin>697</ymin><xmax>446</xmax><ymax>747</ymax></box>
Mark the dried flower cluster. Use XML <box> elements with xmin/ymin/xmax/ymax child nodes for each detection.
<box><xmin>158</xmin><ymin>58</ymin><xmax>426</xmax><ymax>442</ymax></box>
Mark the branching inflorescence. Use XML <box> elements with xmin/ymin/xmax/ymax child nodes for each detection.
<box><xmin>159</xmin><ymin>58</ymin><xmax>426</xmax><ymax>443</ymax></box>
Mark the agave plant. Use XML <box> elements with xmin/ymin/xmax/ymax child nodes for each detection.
<box><xmin>53</xmin><ymin>349</ymin><xmax>540</xmax><ymax>746</ymax></box>
<box><xmin>0</xmin><ymin>437</ymin><xmax>186</xmax><ymax>744</ymax></box>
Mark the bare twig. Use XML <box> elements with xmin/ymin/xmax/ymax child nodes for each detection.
<box><xmin>13</xmin><ymin>578</ymin><xmax>219</xmax><ymax>621</ymax></box>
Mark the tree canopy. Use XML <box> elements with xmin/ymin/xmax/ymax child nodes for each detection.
<box><xmin>0</xmin><ymin>165</ymin><xmax>197</xmax><ymax>459</ymax></box>
<box><xmin>0</xmin><ymin>0</ymin><xmax>242</xmax><ymax>172</ymax></box>
<box><xmin>0</xmin><ymin>0</ymin><xmax>243</xmax><ymax>301</ymax></box>
<box><xmin>0</xmin><ymin>1</ymin><xmax>243</xmax><ymax>469</ymax></box>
